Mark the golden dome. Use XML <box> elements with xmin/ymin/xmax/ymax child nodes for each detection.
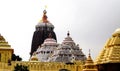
<box><xmin>30</xmin><ymin>52</ymin><xmax>38</xmax><ymax>61</ymax></box>
<box><xmin>112</xmin><ymin>28</ymin><xmax>120</xmax><ymax>36</ymax></box>
<box><xmin>95</xmin><ymin>28</ymin><xmax>120</xmax><ymax>64</ymax></box>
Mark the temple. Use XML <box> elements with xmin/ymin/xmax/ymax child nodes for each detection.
<box><xmin>30</xmin><ymin>10</ymin><xmax>57</xmax><ymax>56</ymax></box>
<box><xmin>0</xmin><ymin>8</ymin><xmax>120</xmax><ymax>71</ymax></box>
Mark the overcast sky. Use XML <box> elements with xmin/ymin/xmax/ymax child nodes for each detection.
<box><xmin>0</xmin><ymin>0</ymin><xmax>120</xmax><ymax>61</ymax></box>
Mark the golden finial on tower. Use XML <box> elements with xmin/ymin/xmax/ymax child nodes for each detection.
<box><xmin>42</xmin><ymin>5</ymin><xmax>48</xmax><ymax>23</ymax></box>
<box><xmin>42</xmin><ymin>10</ymin><xmax>47</xmax><ymax>22</ymax></box>
<box><xmin>43</xmin><ymin>5</ymin><xmax>47</xmax><ymax>14</ymax></box>
<box><xmin>89</xmin><ymin>49</ymin><xmax>91</xmax><ymax>56</ymax></box>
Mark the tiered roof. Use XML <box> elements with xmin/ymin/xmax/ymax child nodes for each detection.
<box><xmin>0</xmin><ymin>34</ymin><xmax>13</xmax><ymax>50</ymax></box>
<box><xmin>48</xmin><ymin>32</ymin><xmax>86</xmax><ymax>63</ymax></box>
<box><xmin>95</xmin><ymin>28</ymin><xmax>120</xmax><ymax>64</ymax></box>
<box><xmin>83</xmin><ymin>50</ymin><xmax>98</xmax><ymax>71</ymax></box>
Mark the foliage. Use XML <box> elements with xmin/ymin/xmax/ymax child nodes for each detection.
<box><xmin>13</xmin><ymin>64</ymin><xmax>29</xmax><ymax>71</ymax></box>
<box><xmin>12</xmin><ymin>54</ymin><xmax>22</xmax><ymax>61</ymax></box>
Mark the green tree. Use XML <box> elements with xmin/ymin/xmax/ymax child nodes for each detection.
<box><xmin>13</xmin><ymin>64</ymin><xmax>29</xmax><ymax>71</ymax></box>
<box><xmin>12</xmin><ymin>54</ymin><xmax>22</xmax><ymax>61</ymax></box>
<box><xmin>8</xmin><ymin>54</ymin><xmax>22</xmax><ymax>66</ymax></box>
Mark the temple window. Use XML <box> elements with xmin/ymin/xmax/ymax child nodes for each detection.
<box><xmin>47</xmin><ymin>51</ymin><xmax>50</xmax><ymax>54</ymax></box>
<box><xmin>41</xmin><ymin>51</ymin><xmax>43</xmax><ymax>54</ymax></box>
<box><xmin>64</xmin><ymin>54</ymin><xmax>67</xmax><ymax>56</ymax></box>
<box><xmin>51</xmin><ymin>51</ymin><xmax>53</xmax><ymax>53</ymax></box>
<box><xmin>59</xmin><ymin>54</ymin><xmax>62</xmax><ymax>56</ymax></box>
<box><xmin>36</xmin><ymin>52</ymin><xmax>38</xmax><ymax>54</ymax></box>
<box><xmin>69</xmin><ymin>54</ymin><xmax>71</xmax><ymax>57</ymax></box>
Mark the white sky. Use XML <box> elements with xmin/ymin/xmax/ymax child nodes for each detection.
<box><xmin>0</xmin><ymin>0</ymin><xmax>120</xmax><ymax>61</ymax></box>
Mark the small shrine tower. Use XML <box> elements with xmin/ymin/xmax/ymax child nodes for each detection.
<box><xmin>83</xmin><ymin>50</ymin><xmax>98</xmax><ymax>71</ymax></box>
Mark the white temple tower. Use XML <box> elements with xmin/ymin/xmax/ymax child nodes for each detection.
<box><xmin>48</xmin><ymin>32</ymin><xmax>86</xmax><ymax>63</ymax></box>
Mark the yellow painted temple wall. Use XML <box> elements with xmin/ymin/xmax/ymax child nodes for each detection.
<box><xmin>0</xmin><ymin>49</ymin><xmax>13</xmax><ymax>63</ymax></box>
<box><xmin>0</xmin><ymin>61</ymin><xmax>83</xmax><ymax>71</ymax></box>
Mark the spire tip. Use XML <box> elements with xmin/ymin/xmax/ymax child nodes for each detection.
<box><xmin>42</xmin><ymin>9</ymin><xmax>48</xmax><ymax>23</ymax></box>
<box><xmin>67</xmin><ymin>31</ymin><xmax>70</xmax><ymax>36</ymax></box>
<box><xmin>89</xmin><ymin>49</ymin><xmax>91</xmax><ymax>56</ymax></box>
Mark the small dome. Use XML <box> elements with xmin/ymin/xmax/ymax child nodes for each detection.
<box><xmin>30</xmin><ymin>53</ymin><xmax>38</xmax><ymax>61</ymax></box>
<box><xmin>43</xmin><ymin>38</ymin><xmax>57</xmax><ymax>46</ymax></box>
<box><xmin>112</xmin><ymin>28</ymin><xmax>120</xmax><ymax>36</ymax></box>
<box><xmin>36</xmin><ymin>22</ymin><xmax>45</xmax><ymax>27</ymax></box>
<box><xmin>36</xmin><ymin>22</ymin><xmax>54</xmax><ymax>28</ymax></box>
<box><xmin>36</xmin><ymin>10</ymin><xmax>54</xmax><ymax>28</ymax></box>
<box><xmin>47</xmin><ymin>22</ymin><xmax>54</xmax><ymax>28</ymax></box>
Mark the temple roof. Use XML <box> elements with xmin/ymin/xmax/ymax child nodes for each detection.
<box><xmin>95</xmin><ymin>28</ymin><xmax>120</xmax><ymax>64</ymax></box>
<box><xmin>83</xmin><ymin>50</ymin><xmax>98</xmax><ymax>71</ymax></box>
<box><xmin>85</xmin><ymin>50</ymin><xmax>94</xmax><ymax>65</ymax></box>
<box><xmin>35</xmin><ymin>35</ymin><xmax>58</xmax><ymax>62</ymax></box>
<box><xmin>0</xmin><ymin>34</ymin><xmax>12</xmax><ymax>49</ymax></box>
<box><xmin>0</xmin><ymin>34</ymin><xmax>5</xmax><ymax>41</ymax></box>
<box><xmin>42</xmin><ymin>38</ymin><xmax>57</xmax><ymax>46</ymax></box>
<box><xmin>112</xmin><ymin>28</ymin><xmax>120</xmax><ymax>36</ymax></box>
<box><xmin>62</xmin><ymin>31</ymin><xmax>75</xmax><ymax>46</ymax></box>
<box><xmin>48</xmin><ymin>32</ymin><xmax>86</xmax><ymax>63</ymax></box>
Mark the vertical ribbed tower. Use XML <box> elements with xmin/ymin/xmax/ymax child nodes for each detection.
<box><xmin>30</xmin><ymin>10</ymin><xmax>57</xmax><ymax>56</ymax></box>
<box><xmin>95</xmin><ymin>28</ymin><xmax>120</xmax><ymax>71</ymax></box>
